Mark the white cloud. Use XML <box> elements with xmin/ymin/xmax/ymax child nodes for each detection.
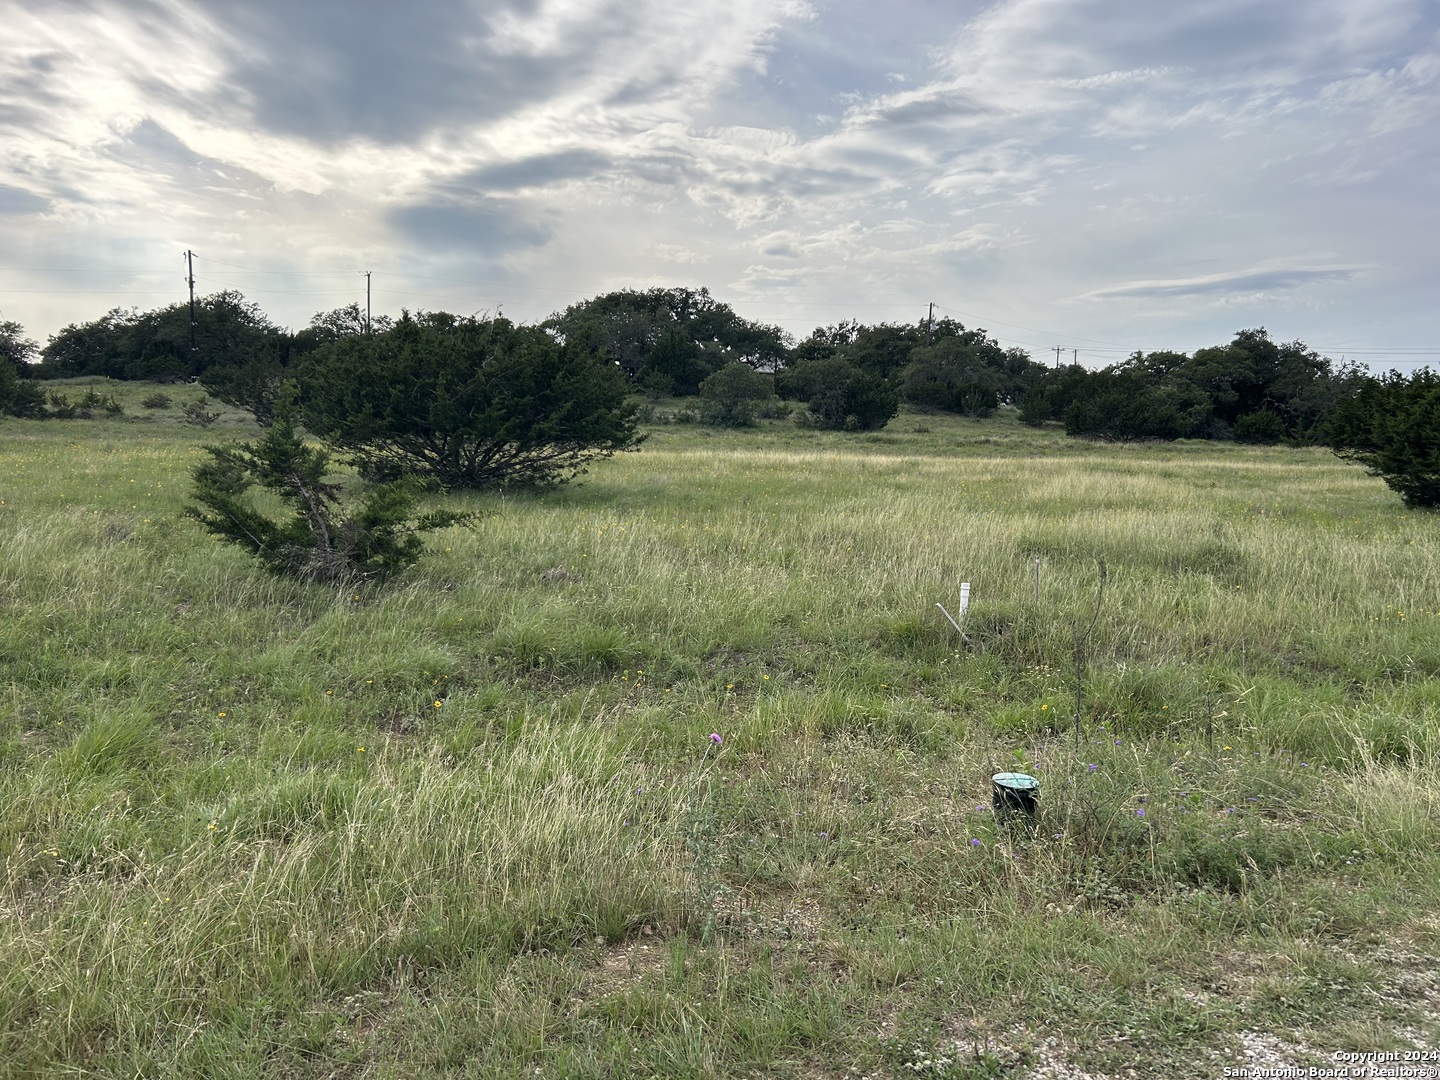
<box><xmin>0</xmin><ymin>0</ymin><xmax>1436</xmax><ymax>358</ymax></box>
<box><xmin>1079</xmin><ymin>263</ymin><xmax>1369</xmax><ymax>301</ymax></box>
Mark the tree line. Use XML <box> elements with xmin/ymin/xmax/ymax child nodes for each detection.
<box><xmin>0</xmin><ymin>288</ymin><xmax>1342</xmax><ymax>435</ymax></box>
<box><xmin>3</xmin><ymin>288</ymin><xmax>1439</xmax><ymax>508</ymax></box>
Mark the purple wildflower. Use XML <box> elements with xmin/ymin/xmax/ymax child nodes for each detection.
<box><xmin>969</xmin><ymin>838</ymin><xmax>982</xmax><ymax>847</ymax></box>
<box><xmin>709</xmin><ymin>732</ymin><xmax>723</xmax><ymax>745</ymax></box>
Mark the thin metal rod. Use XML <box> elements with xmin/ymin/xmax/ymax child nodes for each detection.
<box><xmin>936</xmin><ymin>603</ymin><xmax>963</xmax><ymax>634</ymax></box>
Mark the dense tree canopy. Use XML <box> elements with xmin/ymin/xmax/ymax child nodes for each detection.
<box><xmin>548</xmin><ymin>287</ymin><xmax>789</xmax><ymax>395</ymax></box>
<box><xmin>801</xmin><ymin>321</ymin><xmax>922</xmax><ymax>383</ymax></box>
<box><xmin>1022</xmin><ymin>329</ymin><xmax>1356</xmax><ymax>442</ymax></box>
<box><xmin>0</xmin><ymin>316</ymin><xmax>44</xmax><ymax>417</ymax></box>
<box><xmin>784</xmin><ymin>317</ymin><xmax>1044</xmax><ymax>426</ymax></box>
<box><xmin>1</xmin><ymin>316</ymin><xmax>37</xmax><ymax>369</ymax></box>
<box><xmin>901</xmin><ymin>333</ymin><xmax>1007</xmax><ymax>418</ymax></box>
<box><xmin>16</xmin><ymin>289</ymin><xmax>1374</xmax><ymax>451</ymax></box>
<box><xmin>37</xmin><ymin>292</ymin><xmax>282</xmax><ymax>382</ymax></box>
<box><xmin>297</xmin><ymin>312</ymin><xmax>642</xmax><ymax>489</ymax></box>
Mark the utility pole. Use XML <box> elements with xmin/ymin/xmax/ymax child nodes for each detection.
<box><xmin>1052</xmin><ymin>346</ymin><xmax>1063</xmax><ymax>369</ymax></box>
<box><xmin>1072</xmin><ymin>348</ymin><xmax>1078</xmax><ymax>365</ymax></box>
<box><xmin>185</xmin><ymin>249</ymin><xmax>197</xmax><ymax>377</ymax></box>
<box><xmin>364</xmin><ymin>270</ymin><xmax>372</xmax><ymax>333</ymax></box>
<box><xmin>927</xmin><ymin>302</ymin><xmax>935</xmax><ymax>344</ymax></box>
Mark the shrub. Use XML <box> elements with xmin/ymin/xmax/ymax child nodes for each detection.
<box><xmin>201</xmin><ymin>354</ymin><xmax>286</xmax><ymax>426</ymax></box>
<box><xmin>900</xmin><ymin>340</ymin><xmax>1003</xmax><ymax>417</ymax></box>
<box><xmin>777</xmin><ymin>358</ymin><xmax>897</xmax><ymax>431</ymax></box>
<box><xmin>186</xmin><ymin>410</ymin><xmax>472</xmax><ymax>584</ymax></box>
<box><xmin>1233</xmin><ymin>407</ymin><xmax>1285</xmax><ymax>444</ymax></box>
<box><xmin>182</xmin><ymin>398</ymin><xmax>221</xmax><ymax>427</ymax></box>
<box><xmin>0</xmin><ymin>360</ymin><xmax>44</xmax><ymax>418</ymax></box>
<box><xmin>1327</xmin><ymin>369</ymin><xmax>1440</xmax><ymax>508</ymax></box>
<box><xmin>74</xmin><ymin>389</ymin><xmax>125</xmax><ymax>416</ymax></box>
<box><xmin>639</xmin><ymin>369</ymin><xmax>674</xmax><ymax>398</ymax></box>
<box><xmin>697</xmin><ymin>362</ymin><xmax>775</xmax><ymax>427</ymax></box>
<box><xmin>297</xmin><ymin>313</ymin><xmax>642</xmax><ymax>490</ymax></box>
<box><xmin>141</xmin><ymin>391</ymin><xmax>172</xmax><ymax>409</ymax></box>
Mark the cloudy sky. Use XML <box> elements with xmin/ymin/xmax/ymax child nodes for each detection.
<box><xmin>2</xmin><ymin>0</ymin><xmax>1438</xmax><ymax>366</ymax></box>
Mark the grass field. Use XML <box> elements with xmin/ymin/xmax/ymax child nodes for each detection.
<box><xmin>2</xmin><ymin>378</ymin><xmax>1438</xmax><ymax>1078</ymax></box>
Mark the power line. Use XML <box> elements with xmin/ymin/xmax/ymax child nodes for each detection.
<box><xmin>190</xmin><ymin>255</ymin><xmax>579</xmax><ymax>294</ymax></box>
<box><xmin>189</xmin><ymin>276</ymin><xmax>364</xmax><ymax>297</ymax></box>
<box><xmin>0</xmin><ymin>289</ymin><xmax>187</xmax><ymax>295</ymax></box>
<box><xmin>190</xmin><ymin>254</ymin><xmax>355</xmax><ymax>277</ymax></box>
<box><xmin>932</xmin><ymin>302</ymin><xmax>1135</xmax><ymax>350</ymax></box>
<box><xmin>190</xmin><ymin>259</ymin><xmax>939</xmax><ymax>303</ymax></box>
<box><xmin>0</xmin><ymin>268</ymin><xmax>174</xmax><ymax>275</ymax></box>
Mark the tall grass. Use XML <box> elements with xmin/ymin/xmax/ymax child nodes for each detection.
<box><xmin>3</xmin><ymin>719</ymin><xmax>691</xmax><ymax>1074</ymax></box>
<box><xmin>2</xmin><ymin>400</ymin><xmax>1437</xmax><ymax>1075</ymax></box>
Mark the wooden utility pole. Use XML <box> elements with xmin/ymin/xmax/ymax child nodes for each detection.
<box><xmin>1052</xmin><ymin>346</ymin><xmax>1063</xmax><ymax>368</ymax></box>
<box><xmin>364</xmin><ymin>270</ymin><xmax>372</xmax><ymax>333</ymax></box>
<box><xmin>927</xmin><ymin>302</ymin><xmax>935</xmax><ymax>343</ymax></box>
<box><xmin>186</xmin><ymin>249</ymin><xmax>197</xmax><ymax>377</ymax></box>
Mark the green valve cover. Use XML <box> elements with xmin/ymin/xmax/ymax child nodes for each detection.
<box><xmin>991</xmin><ymin>772</ymin><xmax>1040</xmax><ymax>791</ymax></box>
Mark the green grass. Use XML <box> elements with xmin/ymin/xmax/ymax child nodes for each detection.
<box><xmin>2</xmin><ymin>385</ymin><xmax>1438</xmax><ymax>1077</ymax></box>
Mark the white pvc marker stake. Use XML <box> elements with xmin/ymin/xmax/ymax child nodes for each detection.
<box><xmin>937</xmin><ymin>582</ymin><xmax>972</xmax><ymax>643</ymax></box>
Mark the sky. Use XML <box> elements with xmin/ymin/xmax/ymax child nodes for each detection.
<box><xmin>2</xmin><ymin>0</ymin><xmax>1438</xmax><ymax>368</ymax></box>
